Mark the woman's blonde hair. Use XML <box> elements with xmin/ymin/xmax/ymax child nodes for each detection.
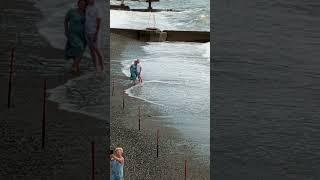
<box><xmin>115</xmin><ymin>147</ymin><xmax>123</xmax><ymax>154</ymax></box>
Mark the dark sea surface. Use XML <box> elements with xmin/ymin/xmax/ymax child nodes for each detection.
<box><xmin>213</xmin><ymin>0</ymin><xmax>320</xmax><ymax>179</ymax></box>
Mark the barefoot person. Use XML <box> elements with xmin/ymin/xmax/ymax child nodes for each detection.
<box><xmin>85</xmin><ymin>0</ymin><xmax>104</xmax><ymax>72</ymax></box>
<box><xmin>136</xmin><ymin>59</ymin><xmax>143</xmax><ymax>83</ymax></box>
<box><xmin>110</xmin><ymin>147</ymin><xmax>124</xmax><ymax>180</ymax></box>
<box><xmin>130</xmin><ymin>60</ymin><xmax>139</xmax><ymax>85</ymax></box>
<box><xmin>64</xmin><ymin>0</ymin><xmax>87</xmax><ymax>73</ymax></box>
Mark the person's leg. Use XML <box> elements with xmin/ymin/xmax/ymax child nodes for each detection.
<box><xmin>75</xmin><ymin>56</ymin><xmax>81</xmax><ymax>73</ymax></box>
<box><xmin>72</xmin><ymin>58</ymin><xmax>76</xmax><ymax>72</ymax></box>
<box><xmin>139</xmin><ymin>76</ymin><xmax>142</xmax><ymax>83</ymax></box>
<box><xmin>94</xmin><ymin>47</ymin><xmax>104</xmax><ymax>71</ymax></box>
<box><xmin>87</xmin><ymin>34</ymin><xmax>99</xmax><ymax>71</ymax></box>
<box><xmin>72</xmin><ymin>57</ymin><xmax>79</xmax><ymax>73</ymax></box>
<box><xmin>89</xmin><ymin>46</ymin><xmax>99</xmax><ymax>70</ymax></box>
<box><xmin>130</xmin><ymin>76</ymin><xmax>136</xmax><ymax>85</ymax></box>
<box><xmin>137</xmin><ymin>73</ymin><xmax>141</xmax><ymax>83</ymax></box>
<box><xmin>91</xmin><ymin>35</ymin><xmax>104</xmax><ymax>72</ymax></box>
<box><xmin>133</xmin><ymin>77</ymin><xmax>138</xmax><ymax>85</ymax></box>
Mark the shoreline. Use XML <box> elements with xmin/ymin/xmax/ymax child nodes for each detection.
<box><xmin>110</xmin><ymin>33</ymin><xmax>209</xmax><ymax>179</ymax></box>
<box><xmin>0</xmin><ymin>0</ymin><xmax>108</xmax><ymax>179</ymax></box>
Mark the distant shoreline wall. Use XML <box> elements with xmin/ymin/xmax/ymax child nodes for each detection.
<box><xmin>110</xmin><ymin>5</ymin><xmax>180</xmax><ymax>12</ymax></box>
<box><xmin>110</xmin><ymin>28</ymin><xmax>210</xmax><ymax>43</ymax></box>
<box><xmin>111</xmin><ymin>28</ymin><xmax>139</xmax><ymax>39</ymax></box>
<box><xmin>163</xmin><ymin>30</ymin><xmax>209</xmax><ymax>43</ymax></box>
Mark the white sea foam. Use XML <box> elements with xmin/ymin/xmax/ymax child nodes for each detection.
<box><xmin>35</xmin><ymin>0</ymin><xmax>108</xmax><ymax>50</ymax></box>
<box><xmin>118</xmin><ymin>33</ymin><xmax>210</xmax><ymax>157</ymax></box>
<box><xmin>124</xmin><ymin>85</ymin><xmax>165</xmax><ymax>106</ymax></box>
<box><xmin>36</xmin><ymin>0</ymin><xmax>109</xmax><ymax>120</ymax></box>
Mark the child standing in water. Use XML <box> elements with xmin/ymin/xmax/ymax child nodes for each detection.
<box><xmin>85</xmin><ymin>0</ymin><xmax>104</xmax><ymax>72</ymax></box>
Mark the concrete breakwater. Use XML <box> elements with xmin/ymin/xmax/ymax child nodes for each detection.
<box><xmin>116</xmin><ymin>0</ymin><xmax>160</xmax><ymax>2</ymax></box>
<box><xmin>110</xmin><ymin>5</ymin><xmax>179</xmax><ymax>12</ymax></box>
<box><xmin>111</xmin><ymin>28</ymin><xmax>210</xmax><ymax>42</ymax></box>
<box><xmin>110</xmin><ymin>5</ymin><xmax>130</xmax><ymax>10</ymax></box>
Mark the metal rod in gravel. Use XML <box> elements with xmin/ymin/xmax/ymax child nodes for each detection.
<box><xmin>138</xmin><ymin>106</ymin><xmax>141</xmax><ymax>131</ymax></box>
<box><xmin>7</xmin><ymin>47</ymin><xmax>15</xmax><ymax>108</ymax></box>
<box><xmin>184</xmin><ymin>159</ymin><xmax>188</xmax><ymax>180</ymax></box>
<box><xmin>42</xmin><ymin>79</ymin><xmax>47</xmax><ymax>149</ymax></box>
<box><xmin>157</xmin><ymin>129</ymin><xmax>159</xmax><ymax>158</ymax></box>
<box><xmin>91</xmin><ymin>141</ymin><xmax>95</xmax><ymax>180</ymax></box>
<box><xmin>122</xmin><ymin>87</ymin><xmax>125</xmax><ymax>109</ymax></box>
<box><xmin>112</xmin><ymin>80</ymin><xmax>115</xmax><ymax>96</ymax></box>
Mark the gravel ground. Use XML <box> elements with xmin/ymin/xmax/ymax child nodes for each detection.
<box><xmin>110</xmin><ymin>33</ymin><xmax>210</xmax><ymax>180</ymax></box>
<box><xmin>0</xmin><ymin>0</ymin><xmax>108</xmax><ymax>179</ymax></box>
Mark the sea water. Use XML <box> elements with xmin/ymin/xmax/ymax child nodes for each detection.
<box><xmin>34</xmin><ymin>0</ymin><xmax>109</xmax><ymax>120</ymax></box>
<box><xmin>35</xmin><ymin>0</ymin><xmax>210</xmax><ymax>163</ymax></box>
<box><xmin>111</xmin><ymin>0</ymin><xmax>210</xmax><ymax>158</ymax></box>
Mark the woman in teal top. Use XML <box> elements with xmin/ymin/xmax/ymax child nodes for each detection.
<box><xmin>130</xmin><ymin>60</ymin><xmax>138</xmax><ymax>84</ymax></box>
<box><xmin>110</xmin><ymin>147</ymin><xmax>124</xmax><ymax>180</ymax></box>
<box><xmin>111</xmin><ymin>159</ymin><xmax>124</xmax><ymax>179</ymax></box>
<box><xmin>64</xmin><ymin>0</ymin><xmax>87</xmax><ymax>73</ymax></box>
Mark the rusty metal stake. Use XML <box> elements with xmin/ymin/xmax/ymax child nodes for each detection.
<box><xmin>156</xmin><ymin>129</ymin><xmax>159</xmax><ymax>158</ymax></box>
<box><xmin>42</xmin><ymin>79</ymin><xmax>47</xmax><ymax>149</ymax></box>
<box><xmin>122</xmin><ymin>88</ymin><xmax>125</xmax><ymax>109</ymax></box>
<box><xmin>91</xmin><ymin>141</ymin><xmax>95</xmax><ymax>180</ymax></box>
<box><xmin>138</xmin><ymin>106</ymin><xmax>141</xmax><ymax>131</ymax></box>
<box><xmin>112</xmin><ymin>80</ymin><xmax>115</xmax><ymax>96</ymax></box>
<box><xmin>7</xmin><ymin>47</ymin><xmax>15</xmax><ymax>108</ymax></box>
<box><xmin>184</xmin><ymin>160</ymin><xmax>188</xmax><ymax>180</ymax></box>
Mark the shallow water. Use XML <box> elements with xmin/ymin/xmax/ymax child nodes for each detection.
<box><xmin>111</xmin><ymin>0</ymin><xmax>210</xmax><ymax>158</ymax></box>
<box><xmin>35</xmin><ymin>0</ymin><xmax>109</xmax><ymax>120</ymax></box>
<box><xmin>121</xmin><ymin>42</ymin><xmax>210</xmax><ymax>154</ymax></box>
<box><xmin>36</xmin><ymin>0</ymin><xmax>210</xmax><ymax>166</ymax></box>
<box><xmin>110</xmin><ymin>0</ymin><xmax>209</xmax><ymax>31</ymax></box>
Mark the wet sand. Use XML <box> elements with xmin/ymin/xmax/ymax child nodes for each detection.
<box><xmin>110</xmin><ymin>33</ymin><xmax>210</xmax><ymax>179</ymax></box>
<box><xmin>0</xmin><ymin>0</ymin><xmax>108</xmax><ymax>179</ymax></box>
